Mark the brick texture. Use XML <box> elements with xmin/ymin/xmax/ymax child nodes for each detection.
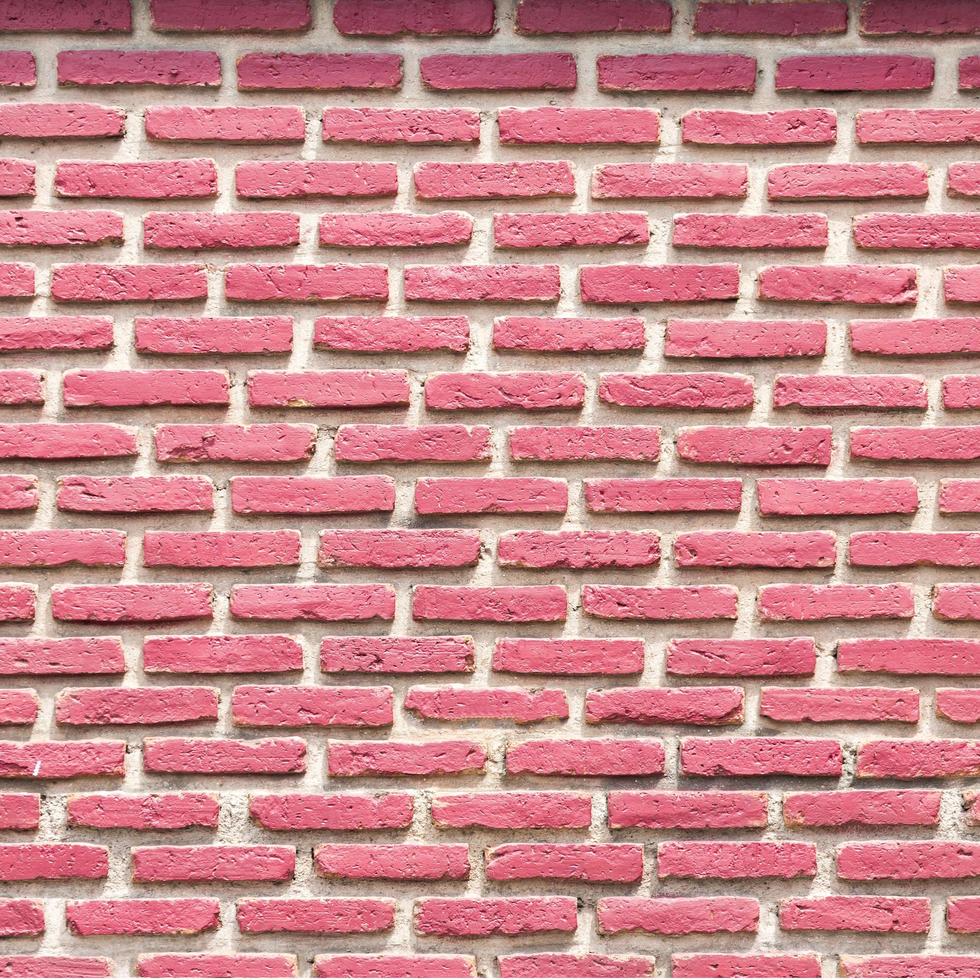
<box><xmin>0</xmin><ymin>0</ymin><xmax>978</xmax><ymax>976</ymax></box>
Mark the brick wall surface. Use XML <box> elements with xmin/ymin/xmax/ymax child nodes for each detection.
<box><xmin>0</xmin><ymin>0</ymin><xmax>977</xmax><ymax>976</ymax></box>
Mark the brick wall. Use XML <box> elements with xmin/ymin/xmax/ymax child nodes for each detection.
<box><xmin>0</xmin><ymin>0</ymin><xmax>978</xmax><ymax>976</ymax></box>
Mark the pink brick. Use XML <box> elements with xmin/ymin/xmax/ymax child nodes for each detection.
<box><xmin>780</xmin><ymin>897</ymin><xmax>929</xmax><ymax>933</ymax></box>
<box><xmin>143</xmin><ymin>635</ymin><xmax>303</xmax><ymax>675</ymax></box>
<box><xmin>150</xmin><ymin>0</ymin><xmax>311</xmax><ymax>32</ymax></box>
<box><xmin>758</xmin><ymin>478</ymin><xmax>917</xmax><ymax>515</ymax></box>
<box><xmin>316</xmin><ymin>316</ymin><xmax>468</xmax><ymax>353</ymax></box>
<box><xmin>319</xmin><ymin>212</ymin><xmax>472</xmax><ymax>248</ymax></box>
<box><xmin>599</xmin><ymin>54</ymin><xmax>756</xmax><ymax>92</ymax></box>
<box><xmin>597</xmin><ymin>897</ymin><xmax>758</xmax><ymax>936</ymax></box>
<box><xmin>52</xmin><ymin>263</ymin><xmax>207</xmax><ymax>302</ymax></box>
<box><xmin>594</xmin><ymin>163</ymin><xmax>747</xmax><ymax>200</ymax></box>
<box><xmin>323</xmin><ymin>109</ymin><xmax>479</xmax><ymax>145</ymax></box>
<box><xmin>497</xmin><ymin>531</ymin><xmax>660</xmax><ymax>569</ymax></box>
<box><xmin>495</xmin><ymin>212</ymin><xmax>648</xmax><ymax>248</ymax></box>
<box><xmin>0</xmin><ymin>103</ymin><xmax>124</xmax><ymax>139</ymax></box>
<box><xmin>585</xmin><ymin>478</ymin><xmax>742</xmax><ymax>513</ymax></box>
<box><xmin>58</xmin><ymin>50</ymin><xmax>220</xmax><ymax>87</ymax></box>
<box><xmin>509</xmin><ymin>425</ymin><xmax>658</xmax><ymax>460</ymax></box>
<box><xmin>333</xmin><ymin>0</ymin><xmax>494</xmax><ymax>36</ymax></box>
<box><xmin>673</xmin><ymin>213</ymin><xmax>827</xmax><ymax>249</ymax></box>
<box><xmin>236</xmin><ymin>161</ymin><xmax>397</xmax><ymax>198</ymax></box>
<box><xmin>586</xmin><ymin>687</ymin><xmax>743</xmax><ymax>725</ymax></box>
<box><xmin>226</xmin><ymin>264</ymin><xmax>387</xmax><ymax>302</ymax></box>
<box><xmin>607</xmin><ymin>791</ymin><xmax>767</xmax><ymax>830</ymax></box>
<box><xmin>0</xmin><ymin>51</ymin><xmax>35</xmax><ymax>87</ymax></box>
<box><xmin>683</xmin><ymin>109</ymin><xmax>836</xmax><ymax>145</ymax></box>
<box><xmin>56</xmin><ymin>160</ymin><xmax>217</xmax><ymax>199</ymax></box>
<box><xmin>677</xmin><ymin>426</ymin><xmax>831</xmax><ymax>466</ymax></box>
<box><xmin>421</xmin><ymin>54</ymin><xmax>576</xmax><ymax>91</ymax></box>
<box><xmin>583</xmin><ymin>585</ymin><xmax>735</xmax><ymax>621</ymax></box>
<box><xmin>517</xmin><ymin>0</ymin><xmax>671</xmax><ymax>33</ymax></box>
<box><xmin>231</xmin><ymin>585</ymin><xmax>394</xmax><ymax>622</ymax></box>
<box><xmin>777</xmin><ymin>55</ymin><xmax>933</xmax><ymax>91</ymax></box>
<box><xmin>858</xmin><ymin>109</ymin><xmax>980</xmax><ymax>144</ymax></box>
<box><xmin>860</xmin><ymin>0</ymin><xmax>980</xmax><ymax>35</ymax></box>
<box><xmin>667</xmin><ymin>638</ymin><xmax>817</xmax><ymax>678</ymax></box>
<box><xmin>581</xmin><ymin>264</ymin><xmax>740</xmax><ymax>303</ymax></box>
<box><xmin>144</xmin><ymin>211</ymin><xmax>298</xmax><ymax>249</ymax></box>
<box><xmin>238</xmin><ymin>53</ymin><xmax>401</xmax><ymax>91</ymax></box>
<box><xmin>498</xmin><ymin>107</ymin><xmax>659</xmax><ymax>145</ymax></box>
<box><xmin>674</xmin><ymin>956</ymin><xmax>820</xmax><ymax>979</ymax></box>
<box><xmin>769</xmin><ymin>163</ymin><xmax>928</xmax><ymax>200</ymax></box>
<box><xmin>759</xmin><ymin>265</ymin><xmax>917</xmax><ymax>304</ymax></box>
<box><xmin>0</xmin><ymin>0</ymin><xmax>131</xmax><ymax>32</ymax></box>
<box><xmin>0</xmin><ymin>159</ymin><xmax>34</xmax><ymax>197</ymax></box>
<box><xmin>145</xmin><ymin>105</ymin><xmax>304</xmax><ymax>142</ymax></box>
<box><xmin>759</xmin><ymin>584</ymin><xmax>914</xmax><ymax>621</ymax></box>
<box><xmin>136</xmin><ymin>315</ymin><xmax>291</xmax><ymax>355</ymax></box>
<box><xmin>695</xmin><ymin>1</ymin><xmax>846</xmax><ymax>35</ymax></box>
<box><xmin>416</xmin><ymin>162</ymin><xmax>573</xmax><ymax>200</ymax></box>
<box><xmin>237</xmin><ymin>898</ymin><xmax>393</xmax><ymax>935</ymax></box>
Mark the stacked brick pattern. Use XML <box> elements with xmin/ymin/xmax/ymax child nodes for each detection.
<box><xmin>0</xmin><ymin>0</ymin><xmax>979</xmax><ymax>976</ymax></box>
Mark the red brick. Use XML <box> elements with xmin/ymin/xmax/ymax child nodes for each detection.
<box><xmin>674</xmin><ymin>956</ymin><xmax>820</xmax><ymax>979</ymax></box>
<box><xmin>425</xmin><ymin>371</ymin><xmax>581</xmax><ymax>409</ymax></box>
<box><xmin>0</xmin><ymin>0</ymin><xmax>131</xmax><ymax>32</ymax></box>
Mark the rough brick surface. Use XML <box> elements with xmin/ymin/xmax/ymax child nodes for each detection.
<box><xmin>0</xmin><ymin>1</ymin><xmax>974</xmax><ymax>974</ymax></box>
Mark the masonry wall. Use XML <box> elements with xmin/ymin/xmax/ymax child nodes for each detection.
<box><xmin>0</xmin><ymin>0</ymin><xmax>978</xmax><ymax>976</ymax></box>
